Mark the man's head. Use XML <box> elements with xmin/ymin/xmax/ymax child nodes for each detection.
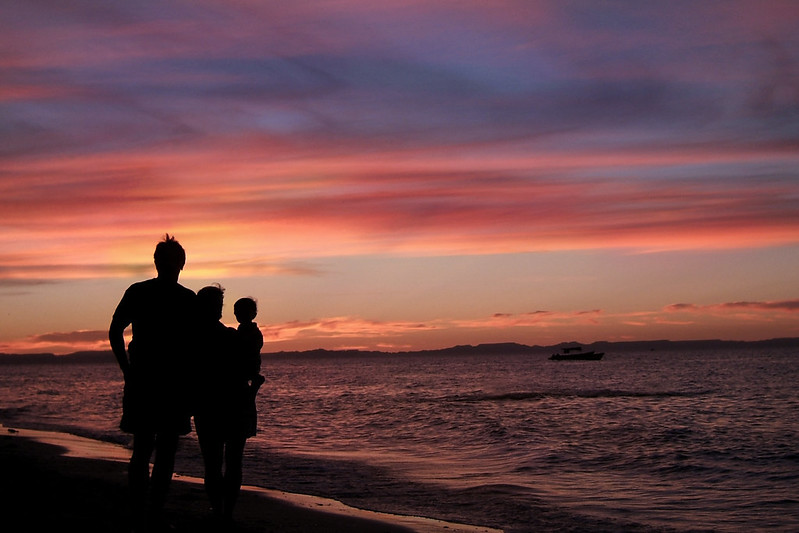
<box><xmin>154</xmin><ymin>234</ymin><xmax>186</xmax><ymax>278</ymax></box>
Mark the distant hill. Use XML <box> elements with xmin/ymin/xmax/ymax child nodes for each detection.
<box><xmin>265</xmin><ymin>342</ymin><xmax>542</xmax><ymax>359</ymax></box>
<box><xmin>262</xmin><ymin>338</ymin><xmax>799</xmax><ymax>358</ymax></box>
<box><xmin>1</xmin><ymin>338</ymin><xmax>798</xmax><ymax>364</ymax></box>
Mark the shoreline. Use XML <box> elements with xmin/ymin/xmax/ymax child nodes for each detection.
<box><xmin>0</xmin><ymin>424</ymin><xmax>500</xmax><ymax>533</ymax></box>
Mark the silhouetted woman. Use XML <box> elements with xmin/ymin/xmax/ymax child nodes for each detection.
<box><xmin>193</xmin><ymin>284</ymin><xmax>258</xmax><ymax>524</ymax></box>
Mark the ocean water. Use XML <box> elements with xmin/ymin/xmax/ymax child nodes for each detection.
<box><xmin>1</xmin><ymin>347</ymin><xmax>798</xmax><ymax>532</ymax></box>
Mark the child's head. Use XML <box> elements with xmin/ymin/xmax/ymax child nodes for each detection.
<box><xmin>234</xmin><ymin>297</ymin><xmax>258</xmax><ymax>323</ymax></box>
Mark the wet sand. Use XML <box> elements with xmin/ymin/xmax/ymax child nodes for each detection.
<box><xmin>0</xmin><ymin>426</ymin><xmax>500</xmax><ymax>533</ymax></box>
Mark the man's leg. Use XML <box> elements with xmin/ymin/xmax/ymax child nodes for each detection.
<box><xmin>129</xmin><ymin>431</ymin><xmax>155</xmax><ymax>526</ymax></box>
<box><xmin>149</xmin><ymin>432</ymin><xmax>179</xmax><ymax>518</ymax></box>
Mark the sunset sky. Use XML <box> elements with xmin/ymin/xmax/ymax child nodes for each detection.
<box><xmin>2</xmin><ymin>1</ymin><xmax>799</xmax><ymax>354</ymax></box>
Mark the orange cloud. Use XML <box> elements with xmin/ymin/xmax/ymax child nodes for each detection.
<box><xmin>261</xmin><ymin>316</ymin><xmax>436</xmax><ymax>343</ymax></box>
<box><xmin>0</xmin><ymin>329</ymin><xmax>113</xmax><ymax>355</ymax></box>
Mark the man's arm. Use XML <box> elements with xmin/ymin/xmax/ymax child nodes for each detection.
<box><xmin>109</xmin><ymin>317</ymin><xmax>130</xmax><ymax>378</ymax></box>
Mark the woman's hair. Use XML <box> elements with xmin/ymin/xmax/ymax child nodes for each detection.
<box><xmin>197</xmin><ymin>284</ymin><xmax>225</xmax><ymax>320</ymax></box>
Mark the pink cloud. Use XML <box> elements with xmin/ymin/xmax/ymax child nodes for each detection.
<box><xmin>1</xmin><ymin>143</ymin><xmax>798</xmax><ymax>284</ymax></box>
<box><xmin>665</xmin><ymin>303</ymin><xmax>700</xmax><ymax>312</ymax></box>
<box><xmin>2</xmin><ymin>0</ymin><xmax>799</xmax><ymax>283</ymax></box>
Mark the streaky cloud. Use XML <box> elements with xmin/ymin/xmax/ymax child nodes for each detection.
<box><xmin>31</xmin><ymin>329</ymin><xmax>108</xmax><ymax>344</ymax></box>
<box><xmin>666</xmin><ymin>300</ymin><xmax>799</xmax><ymax>313</ymax></box>
<box><xmin>718</xmin><ymin>300</ymin><xmax>799</xmax><ymax>312</ymax></box>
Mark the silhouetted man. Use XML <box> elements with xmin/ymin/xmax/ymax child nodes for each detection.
<box><xmin>109</xmin><ymin>234</ymin><xmax>197</xmax><ymax>530</ymax></box>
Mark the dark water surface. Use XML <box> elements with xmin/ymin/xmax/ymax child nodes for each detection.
<box><xmin>2</xmin><ymin>347</ymin><xmax>797</xmax><ymax>532</ymax></box>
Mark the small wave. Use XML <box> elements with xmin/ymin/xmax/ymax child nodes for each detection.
<box><xmin>760</xmin><ymin>498</ymin><xmax>799</xmax><ymax>506</ymax></box>
<box><xmin>765</xmin><ymin>472</ymin><xmax>799</xmax><ymax>483</ymax></box>
<box><xmin>448</xmin><ymin>389</ymin><xmax>711</xmax><ymax>403</ymax></box>
<box><xmin>0</xmin><ymin>406</ymin><xmax>32</xmax><ymax>418</ymax></box>
<box><xmin>456</xmin><ymin>483</ymin><xmax>539</xmax><ymax>498</ymax></box>
<box><xmin>655</xmin><ymin>462</ymin><xmax>731</xmax><ymax>477</ymax></box>
<box><xmin>468</xmin><ymin>392</ymin><xmax>548</xmax><ymax>402</ymax></box>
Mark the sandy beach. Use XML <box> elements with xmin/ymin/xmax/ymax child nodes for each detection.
<box><xmin>0</xmin><ymin>425</ymin><xmax>500</xmax><ymax>533</ymax></box>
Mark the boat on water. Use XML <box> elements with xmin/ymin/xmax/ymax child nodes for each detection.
<box><xmin>549</xmin><ymin>346</ymin><xmax>604</xmax><ymax>361</ymax></box>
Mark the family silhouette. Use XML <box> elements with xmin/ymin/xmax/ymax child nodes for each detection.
<box><xmin>109</xmin><ymin>235</ymin><xmax>264</xmax><ymax>531</ymax></box>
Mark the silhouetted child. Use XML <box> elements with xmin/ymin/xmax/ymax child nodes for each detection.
<box><xmin>234</xmin><ymin>297</ymin><xmax>264</xmax><ymax>437</ymax></box>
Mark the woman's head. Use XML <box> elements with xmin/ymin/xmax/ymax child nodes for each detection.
<box><xmin>197</xmin><ymin>284</ymin><xmax>225</xmax><ymax>321</ymax></box>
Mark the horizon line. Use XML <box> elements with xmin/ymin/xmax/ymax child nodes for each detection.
<box><xmin>3</xmin><ymin>336</ymin><xmax>799</xmax><ymax>360</ymax></box>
